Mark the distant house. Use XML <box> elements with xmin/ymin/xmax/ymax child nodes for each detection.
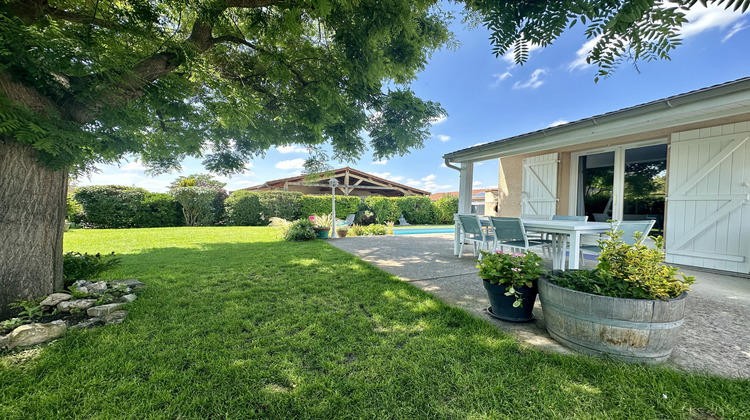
<box><xmin>443</xmin><ymin>77</ymin><xmax>750</xmax><ymax>274</ymax></box>
<box><xmin>242</xmin><ymin>167</ymin><xmax>430</xmax><ymax>197</ymax></box>
<box><xmin>431</xmin><ymin>189</ymin><xmax>499</xmax><ymax>216</ymax></box>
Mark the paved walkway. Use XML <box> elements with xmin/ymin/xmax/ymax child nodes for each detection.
<box><xmin>329</xmin><ymin>233</ymin><xmax>750</xmax><ymax>379</ymax></box>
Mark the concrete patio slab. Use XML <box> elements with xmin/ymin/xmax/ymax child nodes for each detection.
<box><xmin>329</xmin><ymin>233</ymin><xmax>750</xmax><ymax>379</ymax></box>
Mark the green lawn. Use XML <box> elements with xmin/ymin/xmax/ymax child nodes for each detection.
<box><xmin>1</xmin><ymin>227</ymin><xmax>748</xmax><ymax>419</ymax></box>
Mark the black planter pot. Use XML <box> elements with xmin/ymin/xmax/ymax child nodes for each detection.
<box><xmin>483</xmin><ymin>280</ymin><xmax>538</xmax><ymax>322</ymax></box>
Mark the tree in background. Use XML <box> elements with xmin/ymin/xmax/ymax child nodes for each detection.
<box><xmin>169</xmin><ymin>174</ymin><xmax>227</xmax><ymax>226</ymax></box>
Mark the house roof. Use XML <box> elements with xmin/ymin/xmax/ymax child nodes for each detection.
<box><xmin>242</xmin><ymin>166</ymin><xmax>431</xmax><ymax>196</ymax></box>
<box><xmin>443</xmin><ymin>76</ymin><xmax>750</xmax><ymax>163</ymax></box>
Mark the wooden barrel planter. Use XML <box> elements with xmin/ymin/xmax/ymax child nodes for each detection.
<box><xmin>538</xmin><ymin>277</ymin><xmax>688</xmax><ymax>364</ymax></box>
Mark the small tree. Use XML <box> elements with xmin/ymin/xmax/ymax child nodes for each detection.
<box><xmin>171</xmin><ymin>187</ymin><xmax>217</xmax><ymax>227</ymax></box>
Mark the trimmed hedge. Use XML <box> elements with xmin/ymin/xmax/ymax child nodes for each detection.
<box><xmin>434</xmin><ymin>195</ymin><xmax>459</xmax><ymax>224</ymax></box>
<box><xmin>134</xmin><ymin>193</ymin><xmax>183</xmax><ymax>227</ymax></box>
<box><xmin>396</xmin><ymin>196</ymin><xmax>438</xmax><ymax>225</ymax></box>
<box><xmin>364</xmin><ymin>196</ymin><xmax>400</xmax><ymax>224</ymax></box>
<box><xmin>258</xmin><ymin>191</ymin><xmax>303</xmax><ymax>221</ymax></box>
<box><xmin>299</xmin><ymin>195</ymin><xmax>360</xmax><ymax>219</ymax></box>
<box><xmin>225</xmin><ymin>191</ymin><xmax>263</xmax><ymax>226</ymax></box>
<box><xmin>74</xmin><ymin>185</ymin><xmax>148</xmax><ymax>228</ymax></box>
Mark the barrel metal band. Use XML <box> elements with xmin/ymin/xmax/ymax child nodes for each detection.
<box><xmin>539</xmin><ymin>297</ymin><xmax>684</xmax><ymax>330</ymax></box>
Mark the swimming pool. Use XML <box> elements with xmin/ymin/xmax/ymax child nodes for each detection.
<box><xmin>393</xmin><ymin>228</ymin><xmax>455</xmax><ymax>235</ymax></box>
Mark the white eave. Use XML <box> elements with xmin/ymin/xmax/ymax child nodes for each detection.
<box><xmin>443</xmin><ymin>77</ymin><xmax>750</xmax><ymax>164</ymax></box>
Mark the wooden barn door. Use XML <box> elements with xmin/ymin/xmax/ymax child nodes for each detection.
<box><xmin>522</xmin><ymin>153</ymin><xmax>558</xmax><ymax>216</ymax></box>
<box><xmin>665</xmin><ymin>123</ymin><xmax>750</xmax><ymax>273</ymax></box>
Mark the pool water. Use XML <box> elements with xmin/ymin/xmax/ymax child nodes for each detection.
<box><xmin>393</xmin><ymin>228</ymin><xmax>455</xmax><ymax>235</ymax></box>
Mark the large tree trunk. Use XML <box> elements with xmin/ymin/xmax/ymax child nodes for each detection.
<box><xmin>0</xmin><ymin>139</ymin><xmax>67</xmax><ymax>318</ymax></box>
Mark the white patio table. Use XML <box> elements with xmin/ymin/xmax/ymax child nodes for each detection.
<box><xmin>520</xmin><ymin>220</ymin><xmax>612</xmax><ymax>270</ymax></box>
<box><xmin>455</xmin><ymin>218</ymin><xmax>611</xmax><ymax>270</ymax></box>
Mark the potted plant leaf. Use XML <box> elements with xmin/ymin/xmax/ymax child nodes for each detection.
<box><xmin>476</xmin><ymin>250</ymin><xmax>546</xmax><ymax>322</ymax></box>
<box><xmin>311</xmin><ymin>213</ymin><xmax>333</xmax><ymax>239</ymax></box>
<box><xmin>539</xmin><ymin>228</ymin><xmax>695</xmax><ymax>364</ymax></box>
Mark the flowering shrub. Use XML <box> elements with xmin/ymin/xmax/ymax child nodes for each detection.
<box><xmin>477</xmin><ymin>250</ymin><xmax>546</xmax><ymax>307</ymax></box>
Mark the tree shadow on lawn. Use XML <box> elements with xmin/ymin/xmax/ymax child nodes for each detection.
<box><xmin>2</xmin><ymin>240</ymin><xmax>748</xmax><ymax>418</ymax></box>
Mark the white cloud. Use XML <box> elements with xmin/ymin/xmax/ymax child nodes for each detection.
<box><xmin>472</xmin><ymin>142</ymin><xmax>487</xmax><ymax>147</ymax></box>
<box><xmin>569</xmin><ymin>36</ymin><xmax>601</xmax><ymax>71</ymax></box>
<box><xmin>549</xmin><ymin>119</ymin><xmax>569</xmax><ymax>127</ymax></box>
<box><xmin>275</xmin><ymin>158</ymin><xmax>306</xmax><ymax>170</ymax></box>
<box><xmin>429</xmin><ymin>114</ymin><xmax>447</xmax><ymax>125</ymax></box>
<box><xmin>276</xmin><ymin>145</ymin><xmax>308</xmax><ymax>154</ymax></box>
<box><xmin>680</xmin><ymin>4</ymin><xmax>746</xmax><ymax>39</ymax></box>
<box><xmin>722</xmin><ymin>19</ymin><xmax>748</xmax><ymax>41</ymax></box>
<box><xmin>722</xmin><ymin>20</ymin><xmax>748</xmax><ymax>42</ymax></box>
<box><xmin>473</xmin><ymin>180</ymin><xmax>483</xmax><ymax>186</ymax></box>
<box><xmin>513</xmin><ymin>69</ymin><xmax>547</xmax><ymax>90</ymax></box>
<box><xmin>121</xmin><ymin>160</ymin><xmax>146</xmax><ymax>171</ymax></box>
<box><xmin>440</xmin><ymin>162</ymin><xmax>447</xmax><ymax>168</ymax></box>
<box><xmin>422</xmin><ymin>174</ymin><xmax>436</xmax><ymax>182</ymax></box>
<box><xmin>406</xmin><ymin>179</ymin><xmax>422</xmax><ymax>187</ymax></box>
<box><xmin>436</xmin><ymin>134</ymin><xmax>451</xmax><ymax>142</ymax></box>
<box><xmin>371</xmin><ymin>172</ymin><xmax>404</xmax><ymax>182</ymax></box>
<box><xmin>373</xmin><ymin>160</ymin><xmax>388</xmax><ymax>165</ymax></box>
<box><xmin>490</xmin><ymin>71</ymin><xmax>513</xmax><ymax>88</ymax></box>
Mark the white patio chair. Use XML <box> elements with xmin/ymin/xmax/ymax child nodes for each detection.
<box><xmin>344</xmin><ymin>213</ymin><xmax>356</xmax><ymax>226</ymax></box>
<box><xmin>456</xmin><ymin>214</ymin><xmax>492</xmax><ymax>259</ymax></box>
<box><xmin>490</xmin><ymin>216</ymin><xmax>550</xmax><ymax>254</ymax></box>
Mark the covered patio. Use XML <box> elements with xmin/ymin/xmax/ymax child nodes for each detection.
<box><xmin>329</xmin><ymin>233</ymin><xmax>750</xmax><ymax>379</ymax></box>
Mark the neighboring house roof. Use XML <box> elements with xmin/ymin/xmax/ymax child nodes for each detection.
<box><xmin>443</xmin><ymin>76</ymin><xmax>750</xmax><ymax>163</ymax></box>
<box><xmin>242</xmin><ymin>167</ymin><xmax>430</xmax><ymax>197</ymax></box>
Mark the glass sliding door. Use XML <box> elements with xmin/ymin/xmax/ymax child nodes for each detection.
<box><xmin>572</xmin><ymin>142</ymin><xmax>667</xmax><ymax>232</ymax></box>
<box><xmin>623</xmin><ymin>144</ymin><xmax>667</xmax><ymax>234</ymax></box>
<box><xmin>576</xmin><ymin>151</ymin><xmax>615</xmax><ymax>222</ymax></box>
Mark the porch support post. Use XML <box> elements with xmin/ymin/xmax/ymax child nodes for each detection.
<box><xmin>454</xmin><ymin>162</ymin><xmax>474</xmax><ymax>255</ymax></box>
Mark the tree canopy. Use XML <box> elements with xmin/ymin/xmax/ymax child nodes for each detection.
<box><xmin>466</xmin><ymin>0</ymin><xmax>749</xmax><ymax>81</ymax></box>
<box><xmin>0</xmin><ymin>0</ymin><xmax>450</xmax><ymax>175</ymax></box>
<box><xmin>1</xmin><ymin>1</ymin><xmax>747</xmax><ymax>177</ymax></box>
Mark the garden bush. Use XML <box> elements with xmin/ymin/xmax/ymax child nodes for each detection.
<box><xmin>364</xmin><ymin>196</ymin><xmax>400</xmax><ymax>224</ymax></box>
<box><xmin>133</xmin><ymin>193</ymin><xmax>183</xmax><ymax>227</ymax></box>
<box><xmin>258</xmin><ymin>191</ymin><xmax>302</xmax><ymax>221</ymax></box>
<box><xmin>349</xmin><ymin>224</ymin><xmax>389</xmax><ymax>236</ymax></box>
<box><xmin>434</xmin><ymin>195</ymin><xmax>459</xmax><ymax>224</ymax></box>
<box><xmin>74</xmin><ymin>185</ymin><xmax>148</xmax><ymax>228</ymax></box>
<box><xmin>284</xmin><ymin>219</ymin><xmax>317</xmax><ymax>241</ymax></box>
<box><xmin>225</xmin><ymin>191</ymin><xmax>263</xmax><ymax>226</ymax></box>
<box><xmin>299</xmin><ymin>195</ymin><xmax>360</xmax><ymax>219</ymax></box>
<box><xmin>66</xmin><ymin>193</ymin><xmax>84</xmax><ymax>224</ymax></box>
<box><xmin>396</xmin><ymin>196</ymin><xmax>438</xmax><ymax>224</ymax></box>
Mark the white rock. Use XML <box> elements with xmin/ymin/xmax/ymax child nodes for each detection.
<box><xmin>88</xmin><ymin>281</ymin><xmax>107</xmax><ymax>294</ymax></box>
<box><xmin>87</xmin><ymin>303</ymin><xmax>124</xmax><ymax>317</ymax></box>
<box><xmin>57</xmin><ymin>299</ymin><xmax>97</xmax><ymax>312</ymax></box>
<box><xmin>40</xmin><ymin>293</ymin><xmax>72</xmax><ymax>307</ymax></box>
<box><xmin>121</xmin><ymin>294</ymin><xmax>137</xmax><ymax>303</ymax></box>
<box><xmin>0</xmin><ymin>334</ymin><xmax>9</xmax><ymax>349</ymax></box>
<box><xmin>8</xmin><ymin>321</ymin><xmax>67</xmax><ymax>348</ymax></box>
<box><xmin>104</xmin><ymin>310</ymin><xmax>128</xmax><ymax>325</ymax></box>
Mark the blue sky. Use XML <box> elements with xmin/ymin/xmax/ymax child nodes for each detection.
<box><xmin>76</xmin><ymin>3</ymin><xmax>750</xmax><ymax>194</ymax></box>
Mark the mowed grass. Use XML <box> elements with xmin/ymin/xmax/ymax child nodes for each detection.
<box><xmin>1</xmin><ymin>227</ymin><xmax>748</xmax><ymax>419</ymax></box>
